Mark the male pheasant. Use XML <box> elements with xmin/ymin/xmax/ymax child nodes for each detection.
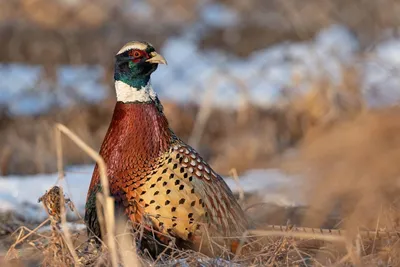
<box><xmin>85</xmin><ymin>41</ymin><xmax>248</xmax><ymax>257</ymax></box>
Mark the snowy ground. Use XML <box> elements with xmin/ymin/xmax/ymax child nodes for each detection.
<box><xmin>1</xmin><ymin>25</ymin><xmax>400</xmax><ymax>115</ymax></box>
<box><xmin>0</xmin><ymin>165</ymin><xmax>302</xmax><ymax>222</ymax></box>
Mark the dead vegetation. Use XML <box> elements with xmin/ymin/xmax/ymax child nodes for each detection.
<box><xmin>3</xmin><ymin>88</ymin><xmax>400</xmax><ymax>266</ymax></box>
<box><xmin>3</xmin><ymin>56</ymin><xmax>400</xmax><ymax>266</ymax></box>
<box><xmin>283</xmin><ymin>106</ymin><xmax>400</xmax><ymax>230</ymax></box>
<box><xmin>2</xmin><ymin>1</ymin><xmax>400</xmax><ymax>266</ymax></box>
<box><xmin>4</xmin><ymin>180</ymin><xmax>400</xmax><ymax>266</ymax></box>
<box><xmin>0</xmin><ymin>64</ymin><xmax>366</xmax><ymax>176</ymax></box>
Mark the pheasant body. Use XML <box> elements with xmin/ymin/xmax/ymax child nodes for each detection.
<box><xmin>85</xmin><ymin>42</ymin><xmax>248</xmax><ymax>257</ymax></box>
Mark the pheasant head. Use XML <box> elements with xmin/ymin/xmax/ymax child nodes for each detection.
<box><xmin>114</xmin><ymin>41</ymin><xmax>167</xmax><ymax>103</ymax></box>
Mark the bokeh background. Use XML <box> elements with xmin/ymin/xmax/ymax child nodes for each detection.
<box><xmin>2</xmin><ymin>0</ymin><xmax>400</xmax><ymax>232</ymax></box>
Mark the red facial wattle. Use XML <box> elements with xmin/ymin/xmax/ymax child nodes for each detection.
<box><xmin>128</xmin><ymin>49</ymin><xmax>149</xmax><ymax>63</ymax></box>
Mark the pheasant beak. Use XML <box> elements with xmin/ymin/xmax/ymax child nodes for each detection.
<box><xmin>146</xmin><ymin>52</ymin><xmax>167</xmax><ymax>65</ymax></box>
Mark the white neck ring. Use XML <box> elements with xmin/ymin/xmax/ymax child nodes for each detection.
<box><xmin>115</xmin><ymin>80</ymin><xmax>158</xmax><ymax>103</ymax></box>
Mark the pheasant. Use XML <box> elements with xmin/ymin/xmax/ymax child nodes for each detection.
<box><xmin>84</xmin><ymin>41</ymin><xmax>248</xmax><ymax>257</ymax></box>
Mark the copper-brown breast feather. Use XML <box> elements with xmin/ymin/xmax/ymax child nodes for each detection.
<box><xmin>87</xmin><ymin>102</ymin><xmax>170</xmax><ymax>199</ymax></box>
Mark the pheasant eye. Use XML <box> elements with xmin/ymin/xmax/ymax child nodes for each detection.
<box><xmin>132</xmin><ymin>51</ymin><xmax>141</xmax><ymax>58</ymax></box>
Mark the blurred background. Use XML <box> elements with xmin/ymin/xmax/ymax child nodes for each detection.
<box><xmin>2</xmin><ymin>0</ymin><xmax>400</xmax><ymax>231</ymax></box>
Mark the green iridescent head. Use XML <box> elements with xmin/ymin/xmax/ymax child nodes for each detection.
<box><xmin>114</xmin><ymin>41</ymin><xmax>167</xmax><ymax>88</ymax></box>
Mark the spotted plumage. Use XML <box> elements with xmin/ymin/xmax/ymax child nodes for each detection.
<box><xmin>85</xmin><ymin>41</ymin><xmax>248</xmax><ymax>258</ymax></box>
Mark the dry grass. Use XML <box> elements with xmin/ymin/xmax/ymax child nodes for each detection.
<box><xmin>3</xmin><ymin>66</ymin><xmax>400</xmax><ymax>266</ymax></box>
<box><xmin>0</xmin><ymin>99</ymin><xmax>193</xmax><ymax>176</ymax></box>
<box><xmin>3</xmin><ymin>106</ymin><xmax>400</xmax><ymax>266</ymax></box>
<box><xmin>55</xmin><ymin>123</ymin><xmax>118</xmax><ymax>267</ymax></box>
<box><xmin>283</xmin><ymin>107</ymin><xmax>400</xmax><ymax>230</ymax></box>
<box><xmin>0</xmin><ymin>101</ymin><xmax>113</xmax><ymax>175</ymax></box>
<box><xmin>0</xmin><ymin>65</ymin><xmax>367</xmax><ymax>177</ymax></box>
<box><xmin>1</xmin><ymin>0</ymin><xmax>400</xmax><ymax>265</ymax></box>
<box><xmin>0</xmin><ymin>113</ymin><xmax>400</xmax><ymax>266</ymax></box>
<box><xmin>0</xmin><ymin>99</ymin><xmax>289</xmax><ymax>176</ymax></box>
<box><xmin>4</xmin><ymin>191</ymin><xmax>400</xmax><ymax>266</ymax></box>
<box><xmin>271</xmin><ymin>105</ymin><xmax>400</xmax><ymax>265</ymax></box>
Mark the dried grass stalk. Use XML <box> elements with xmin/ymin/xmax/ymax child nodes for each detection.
<box><xmin>54</xmin><ymin>123</ymin><xmax>118</xmax><ymax>267</ymax></box>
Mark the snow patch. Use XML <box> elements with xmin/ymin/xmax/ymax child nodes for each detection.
<box><xmin>363</xmin><ymin>39</ymin><xmax>400</xmax><ymax>107</ymax></box>
<box><xmin>153</xmin><ymin>24</ymin><xmax>361</xmax><ymax>107</ymax></box>
<box><xmin>0</xmin><ymin>165</ymin><xmax>93</xmax><ymax>220</ymax></box>
<box><xmin>0</xmin><ymin>64</ymin><xmax>106</xmax><ymax>115</ymax></box>
<box><xmin>3</xmin><ymin>24</ymin><xmax>400</xmax><ymax>114</ymax></box>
